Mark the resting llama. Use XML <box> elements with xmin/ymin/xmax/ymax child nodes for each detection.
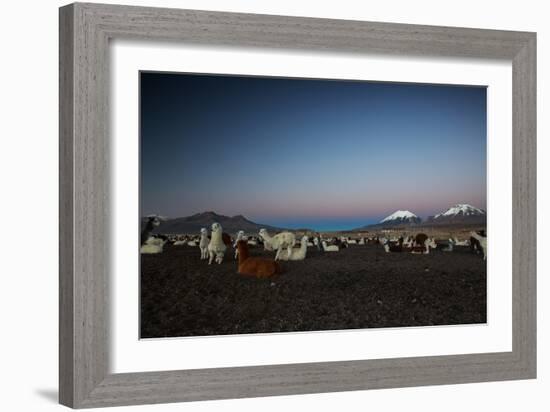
<box><xmin>277</xmin><ymin>236</ymin><xmax>309</xmax><ymax>261</ymax></box>
<box><xmin>322</xmin><ymin>240</ymin><xmax>339</xmax><ymax>252</ymax></box>
<box><xmin>453</xmin><ymin>237</ymin><xmax>470</xmax><ymax>247</ymax></box>
<box><xmin>383</xmin><ymin>238</ymin><xmax>407</xmax><ymax>253</ymax></box>
<box><xmin>207</xmin><ymin>222</ymin><xmax>227</xmax><ymax>264</ymax></box>
<box><xmin>258</xmin><ymin>229</ymin><xmax>296</xmax><ymax>260</ymax></box>
<box><xmin>199</xmin><ymin>227</ymin><xmax>209</xmax><ymax>260</ymax></box>
<box><xmin>173</xmin><ymin>238</ymin><xmax>187</xmax><ymax>246</ymax></box>
<box><xmin>236</xmin><ymin>240</ymin><xmax>281</xmax><ymax>278</ymax></box>
<box><xmin>140</xmin><ymin>236</ymin><xmax>166</xmax><ymax>254</ymax></box>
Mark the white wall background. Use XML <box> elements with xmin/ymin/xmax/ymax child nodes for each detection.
<box><xmin>0</xmin><ymin>0</ymin><xmax>546</xmax><ymax>411</ymax></box>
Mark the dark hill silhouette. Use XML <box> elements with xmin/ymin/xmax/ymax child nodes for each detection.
<box><xmin>142</xmin><ymin>211</ymin><xmax>286</xmax><ymax>235</ymax></box>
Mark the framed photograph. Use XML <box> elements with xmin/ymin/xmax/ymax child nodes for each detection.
<box><xmin>59</xmin><ymin>2</ymin><xmax>536</xmax><ymax>408</ymax></box>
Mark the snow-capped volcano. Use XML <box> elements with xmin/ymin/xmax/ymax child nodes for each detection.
<box><xmin>429</xmin><ymin>204</ymin><xmax>486</xmax><ymax>224</ymax></box>
<box><xmin>379</xmin><ymin>210</ymin><xmax>421</xmax><ymax>225</ymax></box>
<box><xmin>435</xmin><ymin>204</ymin><xmax>485</xmax><ymax>218</ymax></box>
<box><xmin>378</xmin><ymin>210</ymin><xmax>421</xmax><ymax>226</ymax></box>
<box><xmin>353</xmin><ymin>210</ymin><xmax>421</xmax><ymax>230</ymax></box>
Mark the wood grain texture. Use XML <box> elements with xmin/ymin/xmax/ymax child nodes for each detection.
<box><xmin>59</xmin><ymin>4</ymin><xmax>75</xmax><ymax>407</ymax></box>
<box><xmin>59</xmin><ymin>2</ymin><xmax>537</xmax><ymax>408</ymax></box>
<box><xmin>512</xmin><ymin>35</ymin><xmax>537</xmax><ymax>374</ymax></box>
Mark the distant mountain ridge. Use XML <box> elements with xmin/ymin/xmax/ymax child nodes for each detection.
<box><xmin>142</xmin><ymin>211</ymin><xmax>286</xmax><ymax>235</ymax></box>
<box><xmin>143</xmin><ymin>204</ymin><xmax>486</xmax><ymax>234</ymax></box>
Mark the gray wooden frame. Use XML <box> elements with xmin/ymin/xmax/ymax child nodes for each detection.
<box><xmin>59</xmin><ymin>2</ymin><xmax>536</xmax><ymax>408</ymax></box>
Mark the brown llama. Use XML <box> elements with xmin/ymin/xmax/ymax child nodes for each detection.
<box><xmin>222</xmin><ymin>232</ymin><xmax>232</xmax><ymax>247</ymax></box>
<box><xmin>236</xmin><ymin>240</ymin><xmax>281</xmax><ymax>278</ymax></box>
<box><xmin>415</xmin><ymin>233</ymin><xmax>428</xmax><ymax>247</ymax></box>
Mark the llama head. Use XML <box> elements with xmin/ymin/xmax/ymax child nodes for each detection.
<box><xmin>200</xmin><ymin>227</ymin><xmax>207</xmax><ymax>235</ymax></box>
<box><xmin>259</xmin><ymin>228</ymin><xmax>267</xmax><ymax>237</ymax></box>
<box><xmin>301</xmin><ymin>236</ymin><xmax>309</xmax><ymax>243</ymax></box>
<box><xmin>237</xmin><ymin>230</ymin><xmax>245</xmax><ymax>237</ymax></box>
<box><xmin>211</xmin><ymin>222</ymin><xmax>222</xmax><ymax>233</ymax></box>
<box><xmin>148</xmin><ymin>216</ymin><xmax>160</xmax><ymax>226</ymax></box>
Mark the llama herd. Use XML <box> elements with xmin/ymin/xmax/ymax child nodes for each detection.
<box><xmin>140</xmin><ymin>216</ymin><xmax>488</xmax><ymax>278</ymax></box>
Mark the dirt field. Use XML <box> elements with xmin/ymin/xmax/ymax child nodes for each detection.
<box><xmin>140</xmin><ymin>242</ymin><xmax>486</xmax><ymax>338</ymax></box>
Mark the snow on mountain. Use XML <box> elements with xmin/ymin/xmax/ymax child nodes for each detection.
<box><xmin>434</xmin><ymin>204</ymin><xmax>485</xmax><ymax>219</ymax></box>
<box><xmin>427</xmin><ymin>204</ymin><xmax>486</xmax><ymax>225</ymax></box>
<box><xmin>380</xmin><ymin>210</ymin><xmax>419</xmax><ymax>223</ymax></box>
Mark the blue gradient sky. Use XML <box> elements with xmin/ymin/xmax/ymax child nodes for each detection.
<box><xmin>140</xmin><ymin>72</ymin><xmax>486</xmax><ymax>231</ymax></box>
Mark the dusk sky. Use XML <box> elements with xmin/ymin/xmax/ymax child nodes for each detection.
<box><xmin>140</xmin><ymin>72</ymin><xmax>486</xmax><ymax>231</ymax></box>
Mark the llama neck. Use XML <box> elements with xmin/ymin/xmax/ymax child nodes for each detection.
<box><xmin>211</xmin><ymin>230</ymin><xmax>222</xmax><ymax>241</ymax></box>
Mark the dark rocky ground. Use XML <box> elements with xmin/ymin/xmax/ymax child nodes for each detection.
<box><xmin>140</xmin><ymin>244</ymin><xmax>486</xmax><ymax>338</ymax></box>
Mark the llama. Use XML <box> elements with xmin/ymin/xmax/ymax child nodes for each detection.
<box><xmin>403</xmin><ymin>236</ymin><xmax>414</xmax><ymax>248</ymax></box>
<box><xmin>470</xmin><ymin>231</ymin><xmax>487</xmax><ymax>260</ymax></box>
<box><xmin>383</xmin><ymin>237</ymin><xmax>406</xmax><ymax>253</ymax></box>
<box><xmin>366</xmin><ymin>236</ymin><xmax>380</xmax><ymax>245</ymax></box>
<box><xmin>453</xmin><ymin>237</ymin><xmax>470</xmax><ymax>247</ymax></box>
<box><xmin>442</xmin><ymin>238</ymin><xmax>454</xmax><ymax>252</ymax></box>
<box><xmin>410</xmin><ymin>236</ymin><xmax>437</xmax><ymax>254</ymax></box>
<box><xmin>199</xmin><ymin>228</ymin><xmax>209</xmax><ymax>260</ymax></box>
<box><xmin>140</xmin><ymin>236</ymin><xmax>166</xmax><ymax>254</ymax></box>
<box><xmin>258</xmin><ymin>229</ymin><xmax>296</xmax><ymax>260</ymax></box>
<box><xmin>236</xmin><ymin>240</ymin><xmax>281</xmax><ymax>278</ymax></box>
<box><xmin>140</xmin><ymin>216</ymin><xmax>160</xmax><ymax>246</ymax></box>
<box><xmin>277</xmin><ymin>236</ymin><xmax>309</xmax><ymax>261</ymax></box>
<box><xmin>322</xmin><ymin>240</ymin><xmax>339</xmax><ymax>252</ymax></box>
<box><xmin>313</xmin><ymin>236</ymin><xmax>325</xmax><ymax>253</ymax></box>
<box><xmin>207</xmin><ymin>222</ymin><xmax>227</xmax><ymax>264</ymax></box>
<box><xmin>234</xmin><ymin>230</ymin><xmax>245</xmax><ymax>259</ymax></box>
<box><xmin>470</xmin><ymin>236</ymin><xmax>481</xmax><ymax>254</ymax></box>
<box><xmin>260</xmin><ymin>231</ymin><xmax>274</xmax><ymax>251</ymax></box>
<box><xmin>469</xmin><ymin>231</ymin><xmax>485</xmax><ymax>255</ymax></box>
<box><xmin>222</xmin><ymin>232</ymin><xmax>232</xmax><ymax>247</ymax></box>
<box><xmin>414</xmin><ymin>233</ymin><xmax>428</xmax><ymax>247</ymax></box>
